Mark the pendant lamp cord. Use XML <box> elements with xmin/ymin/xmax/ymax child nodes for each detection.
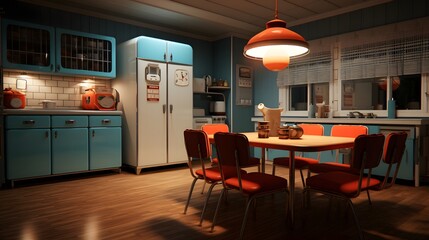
<box><xmin>274</xmin><ymin>0</ymin><xmax>278</xmax><ymax>19</ymax></box>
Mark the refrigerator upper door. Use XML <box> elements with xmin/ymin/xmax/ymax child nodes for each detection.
<box><xmin>167</xmin><ymin>64</ymin><xmax>193</xmax><ymax>164</ymax></box>
<box><xmin>137</xmin><ymin>59</ymin><xmax>168</xmax><ymax>166</ymax></box>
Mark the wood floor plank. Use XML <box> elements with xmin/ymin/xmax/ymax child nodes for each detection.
<box><xmin>1</xmin><ymin>165</ymin><xmax>429</xmax><ymax>240</ymax></box>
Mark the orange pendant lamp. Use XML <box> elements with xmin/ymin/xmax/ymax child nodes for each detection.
<box><xmin>243</xmin><ymin>0</ymin><xmax>309</xmax><ymax>71</ymax></box>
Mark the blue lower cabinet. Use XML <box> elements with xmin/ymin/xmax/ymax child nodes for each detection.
<box><xmin>6</xmin><ymin>129</ymin><xmax>51</xmax><ymax>179</ymax></box>
<box><xmin>89</xmin><ymin>116</ymin><xmax>122</xmax><ymax>170</ymax></box>
<box><xmin>52</xmin><ymin>128</ymin><xmax>89</xmax><ymax>174</ymax></box>
<box><xmin>89</xmin><ymin>127</ymin><xmax>121</xmax><ymax>170</ymax></box>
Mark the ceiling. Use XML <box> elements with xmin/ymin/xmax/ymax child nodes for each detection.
<box><xmin>23</xmin><ymin>0</ymin><xmax>392</xmax><ymax>41</ymax></box>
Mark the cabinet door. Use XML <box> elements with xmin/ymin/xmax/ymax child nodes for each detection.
<box><xmin>2</xmin><ymin>19</ymin><xmax>55</xmax><ymax>72</ymax></box>
<box><xmin>167</xmin><ymin>41</ymin><xmax>193</xmax><ymax>65</ymax></box>
<box><xmin>137</xmin><ymin>36</ymin><xmax>167</xmax><ymax>62</ymax></box>
<box><xmin>89</xmin><ymin>127</ymin><xmax>122</xmax><ymax>170</ymax></box>
<box><xmin>52</xmin><ymin>128</ymin><xmax>89</xmax><ymax>174</ymax></box>
<box><xmin>6</xmin><ymin>129</ymin><xmax>51</xmax><ymax>179</ymax></box>
<box><xmin>55</xmin><ymin>28</ymin><xmax>116</xmax><ymax>78</ymax></box>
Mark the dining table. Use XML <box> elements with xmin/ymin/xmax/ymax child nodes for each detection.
<box><xmin>209</xmin><ymin>132</ymin><xmax>355</xmax><ymax>225</ymax></box>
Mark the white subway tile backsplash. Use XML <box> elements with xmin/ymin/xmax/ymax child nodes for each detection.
<box><xmin>58</xmin><ymin>94</ymin><xmax>69</xmax><ymax>100</ymax></box>
<box><xmin>58</xmin><ymin>81</ymin><xmax>69</xmax><ymax>87</ymax></box>
<box><xmin>46</xmin><ymin>93</ymin><xmax>58</xmax><ymax>99</ymax></box>
<box><xmin>46</xmin><ymin>80</ymin><xmax>58</xmax><ymax>87</ymax></box>
<box><xmin>33</xmin><ymin>93</ymin><xmax>46</xmax><ymax>99</ymax></box>
<box><xmin>52</xmin><ymin>87</ymin><xmax>63</xmax><ymax>93</ymax></box>
<box><xmin>40</xmin><ymin>86</ymin><xmax>52</xmax><ymax>93</ymax></box>
<box><xmin>64</xmin><ymin>87</ymin><xmax>74</xmax><ymax>94</ymax></box>
<box><xmin>3</xmin><ymin>71</ymin><xmax>112</xmax><ymax>109</ymax></box>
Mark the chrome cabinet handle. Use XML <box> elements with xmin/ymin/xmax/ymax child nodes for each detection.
<box><xmin>23</xmin><ymin>120</ymin><xmax>35</xmax><ymax>125</ymax></box>
<box><xmin>65</xmin><ymin>120</ymin><xmax>76</xmax><ymax>124</ymax></box>
<box><xmin>101</xmin><ymin>119</ymin><xmax>111</xmax><ymax>124</ymax></box>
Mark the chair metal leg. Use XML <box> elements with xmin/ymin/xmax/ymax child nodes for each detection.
<box><xmin>299</xmin><ymin>169</ymin><xmax>306</xmax><ymax>188</ymax></box>
<box><xmin>201</xmin><ymin>182</ymin><xmax>206</xmax><ymax>194</ymax></box>
<box><xmin>240</xmin><ymin>196</ymin><xmax>255</xmax><ymax>240</ymax></box>
<box><xmin>211</xmin><ymin>188</ymin><xmax>226</xmax><ymax>232</ymax></box>
<box><xmin>366</xmin><ymin>190</ymin><xmax>372</xmax><ymax>205</ymax></box>
<box><xmin>199</xmin><ymin>183</ymin><xmax>217</xmax><ymax>226</ymax></box>
<box><xmin>347</xmin><ymin>199</ymin><xmax>365</xmax><ymax>240</ymax></box>
<box><xmin>184</xmin><ymin>178</ymin><xmax>199</xmax><ymax>214</ymax></box>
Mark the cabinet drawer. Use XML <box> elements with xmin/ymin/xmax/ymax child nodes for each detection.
<box><xmin>51</xmin><ymin>116</ymin><xmax>88</xmax><ymax>128</ymax></box>
<box><xmin>6</xmin><ymin>116</ymin><xmax>50</xmax><ymax>129</ymax></box>
<box><xmin>89</xmin><ymin>116</ymin><xmax>121</xmax><ymax>127</ymax></box>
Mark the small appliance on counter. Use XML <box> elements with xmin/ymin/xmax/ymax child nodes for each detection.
<box><xmin>82</xmin><ymin>87</ymin><xmax>117</xmax><ymax>110</ymax></box>
<box><xmin>3</xmin><ymin>88</ymin><xmax>26</xmax><ymax>109</ymax></box>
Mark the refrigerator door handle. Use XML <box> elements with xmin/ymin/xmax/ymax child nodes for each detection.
<box><xmin>163</xmin><ymin>104</ymin><xmax>166</xmax><ymax>114</ymax></box>
<box><xmin>170</xmin><ymin>104</ymin><xmax>173</xmax><ymax>114</ymax></box>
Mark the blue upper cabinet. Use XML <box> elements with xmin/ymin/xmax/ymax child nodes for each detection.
<box><xmin>167</xmin><ymin>41</ymin><xmax>193</xmax><ymax>65</ymax></box>
<box><xmin>2</xmin><ymin>19</ymin><xmax>116</xmax><ymax>78</ymax></box>
<box><xmin>55</xmin><ymin>29</ymin><xmax>116</xmax><ymax>78</ymax></box>
<box><xmin>137</xmin><ymin>36</ymin><xmax>167</xmax><ymax>62</ymax></box>
<box><xmin>2</xmin><ymin>19</ymin><xmax>55</xmax><ymax>73</ymax></box>
<box><xmin>137</xmin><ymin>36</ymin><xmax>192</xmax><ymax>65</ymax></box>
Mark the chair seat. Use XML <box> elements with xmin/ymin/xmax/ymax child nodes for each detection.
<box><xmin>212</xmin><ymin>157</ymin><xmax>259</xmax><ymax>167</ymax></box>
<box><xmin>306</xmin><ymin>171</ymin><xmax>381</xmax><ymax>198</ymax></box>
<box><xmin>273</xmin><ymin>156</ymin><xmax>319</xmax><ymax>169</ymax></box>
<box><xmin>225</xmin><ymin>172</ymin><xmax>288</xmax><ymax>196</ymax></box>
<box><xmin>309</xmin><ymin>162</ymin><xmax>359</xmax><ymax>174</ymax></box>
<box><xmin>196</xmin><ymin>167</ymin><xmax>246</xmax><ymax>182</ymax></box>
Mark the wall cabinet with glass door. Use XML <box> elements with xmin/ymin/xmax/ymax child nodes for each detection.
<box><xmin>2</xmin><ymin>19</ymin><xmax>116</xmax><ymax>78</ymax></box>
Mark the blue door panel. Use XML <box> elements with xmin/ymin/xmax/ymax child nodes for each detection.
<box><xmin>89</xmin><ymin>127</ymin><xmax>121</xmax><ymax>170</ymax></box>
<box><xmin>167</xmin><ymin>41</ymin><xmax>193</xmax><ymax>65</ymax></box>
<box><xmin>52</xmin><ymin>128</ymin><xmax>88</xmax><ymax>174</ymax></box>
<box><xmin>137</xmin><ymin>36</ymin><xmax>166</xmax><ymax>62</ymax></box>
<box><xmin>6</xmin><ymin>129</ymin><xmax>51</xmax><ymax>179</ymax></box>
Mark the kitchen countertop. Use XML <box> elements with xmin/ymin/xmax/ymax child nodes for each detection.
<box><xmin>3</xmin><ymin>108</ymin><xmax>123</xmax><ymax>116</ymax></box>
<box><xmin>251</xmin><ymin>117</ymin><xmax>429</xmax><ymax>126</ymax></box>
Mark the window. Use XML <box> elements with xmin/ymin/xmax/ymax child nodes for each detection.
<box><xmin>341</xmin><ymin>74</ymin><xmax>421</xmax><ymax>111</ymax></box>
<box><xmin>290</xmin><ymin>85</ymin><xmax>307</xmax><ymax>111</ymax></box>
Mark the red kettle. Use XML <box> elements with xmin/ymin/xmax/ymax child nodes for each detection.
<box><xmin>3</xmin><ymin>88</ymin><xmax>26</xmax><ymax>109</ymax></box>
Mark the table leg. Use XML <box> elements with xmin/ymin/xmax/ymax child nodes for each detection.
<box><xmin>289</xmin><ymin>150</ymin><xmax>295</xmax><ymax>226</ymax></box>
<box><xmin>261</xmin><ymin>147</ymin><xmax>266</xmax><ymax>173</ymax></box>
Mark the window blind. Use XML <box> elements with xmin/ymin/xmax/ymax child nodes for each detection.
<box><xmin>277</xmin><ymin>50</ymin><xmax>332</xmax><ymax>87</ymax></box>
<box><xmin>341</xmin><ymin>34</ymin><xmax>429</xmax><ymax>80</ymax></box>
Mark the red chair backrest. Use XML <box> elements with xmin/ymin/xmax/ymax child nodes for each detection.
<box><xmin>383</xmin><ymin>132</ymin><xmax>407</xmax><ymax>164</ymax></box>
<box><xmin>351</xmin><ymin>134</ymin><xmax>385</xmax><ymax>171</ymax></box>
<box><xmin>184</xmin><ymin>129</ymin><xmax>211</xmax><ymax>159</ymax></box>
<box><xmin>214</xmin><ymin>132</ymin><xmax>251</xmax><ymax>179</ymax></box>
<box><xmin>298</xmin><ymin>123</ymin><xmax>324</xmax><ymax>136</ymax></box>
<box><xmin>201</xmin><ymin>123</ymin><xmax>229</xmax><ymax>134</ymax></box>
<box><xmin>331</xmin><ymin>125</ymin><xmax>368</xmax><ymax>138</ymax></box>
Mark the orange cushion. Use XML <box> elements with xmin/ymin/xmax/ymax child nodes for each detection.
<box><xmin>309</xmin><ymin>162</ymin><xmax>358</xmax><ymax>174</ymax></box>
<box><xmin>195</xmin><ymin>167</ymin><xmax>246</xmax><ymax>182</ymax></box>
<box><xmin>306</xmin><ymin>171</ymin><xmax>381</xmax><ymax>198</ymax></box>
<box><xmin>273</xmin><ymin>157</ymin><xmax>319</xmax><ymax>169</ymax></box>
<box><xmin>225</xmin><ymin>172</ymin><xmax>288</xmax><ymax>196</ymax></box>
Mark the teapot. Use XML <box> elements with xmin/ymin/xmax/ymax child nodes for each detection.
<box><xmin>288</xmin><ymin>125</ymin><xmax>304</xmax><ymax>139</ymax></box>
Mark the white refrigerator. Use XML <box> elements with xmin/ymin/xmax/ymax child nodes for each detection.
<box><xmin>113</xmin><ymin>36</ymin><xmax>193</xmax><ymax>174</ymax></box>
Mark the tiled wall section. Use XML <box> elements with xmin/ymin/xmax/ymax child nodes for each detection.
<box><xmin>3</xmin><ymin>71</ymin><xmax>111</xmax><ymax>109</ymax></box>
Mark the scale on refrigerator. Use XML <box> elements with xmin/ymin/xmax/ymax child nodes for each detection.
<box><xmin>145</xmin><ymin>63</ymin><xmax>161</xmax><ymax>102</ymax></box>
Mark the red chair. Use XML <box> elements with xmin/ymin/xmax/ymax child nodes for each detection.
<box><xmin>272</xmin><ymin>123</ymin><xmax>324</xmax><ymax>187</ymax></box>
<box><xmin>202</xmin><ymin>123</ymin><xmax>261</xmax><ymax>172</ymax></box>
<box><xmin>183</xmin><ymin>129</ymin><xmax>246</xmax><ymax>225</ymax></box>
<box><xmin>211</xmin><ymin>132</ymin><xmax>288</xmax><ymax>239</ymax></box>
<box><xmin>309</xmin><ymin>125</ymin><xmax>368</xmax><ymax>174</ymax></box>
<box><xmin>367</xmin><ymin>132</ymin><xmax>407</xmax><ymax>203</ymax></box>
<box><xmin>304</xmin><ymin>134</ymin><xmax>385</xmax><ymax>240</ymax></box>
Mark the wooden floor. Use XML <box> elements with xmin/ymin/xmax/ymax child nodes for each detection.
<box><xmin>1</xmin><ymin>164</ymin><xmax>429</xmax><ymax>240</ymax></box>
